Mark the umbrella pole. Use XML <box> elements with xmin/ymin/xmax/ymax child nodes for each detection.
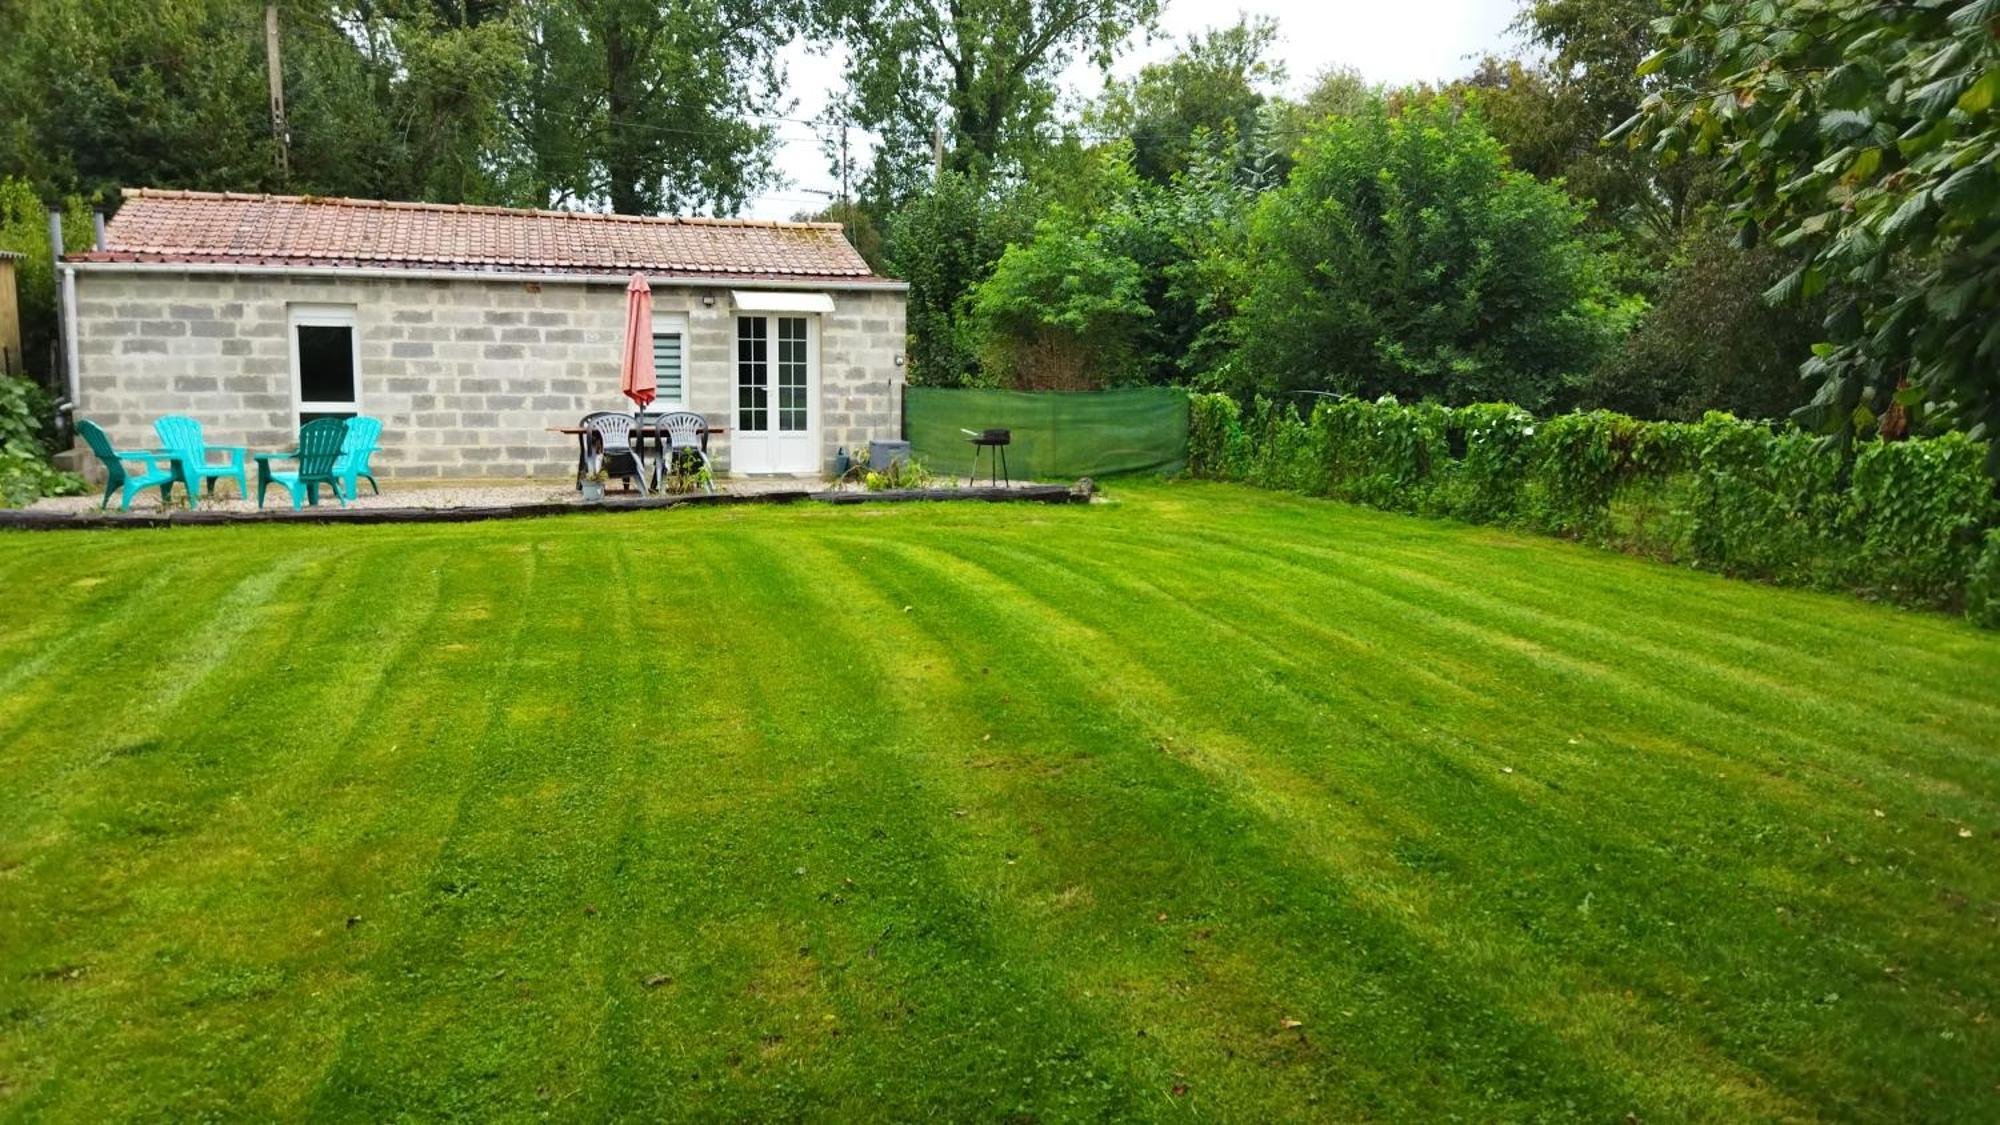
<box><xmin>634</xmin><ymin>408</ymin><xmax>649</xmax><ymax>495</ymax></box>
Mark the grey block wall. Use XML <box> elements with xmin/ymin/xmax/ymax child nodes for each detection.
<box><xmin>70</xmin><ymin>270</ymin><xmax>907</xmax><ymax>480</ymax></box>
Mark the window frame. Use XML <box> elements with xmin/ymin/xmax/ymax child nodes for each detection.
<box><xmin>650</xmin><ymin>312</ymin><xmax>690</xmax><ymax>408</ymax></box>
<box><xmin>736</xmin><ymin>314</ymin><xmax>769</xmax><ymax>433</ymax></box>
<box><xmin>775</xmin><ymin>315</ymin><xmax>809</xmax><ymax>432</ymax></box>
<box><xmin>287</xmin><ymin>303</ymin><xmax>362</xmax><ymax>426</ymax></box>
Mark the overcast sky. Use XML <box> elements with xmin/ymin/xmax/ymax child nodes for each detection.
<box><xmin>746</xmin><ymin>0</ymin><xmax>1523</xmax><ymax>219</ymax></box>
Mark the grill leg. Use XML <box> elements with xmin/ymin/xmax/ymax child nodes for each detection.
<box><xmin>1000</xmin><ymin>446</ymin><xmax>1009</xmax><ymax>486</ymax></box>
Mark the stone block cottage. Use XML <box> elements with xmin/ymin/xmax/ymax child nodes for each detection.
<box><xmin>59</xmin><ymin>189</ymin><xmax>908</xmax><ymax>479</ymax></box>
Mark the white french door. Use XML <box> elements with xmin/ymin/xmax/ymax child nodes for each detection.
<box><xmin>732</xmin><ymin>314</ymin><xmax>819</xmax><ymax>473</ymax></box>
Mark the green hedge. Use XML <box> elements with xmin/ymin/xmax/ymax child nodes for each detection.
<box><xmin>1970</xmin><ymin>531</ymin><xmax>2000</xmax><ymax>629</ymax></box>
<box><xmin>1187</xmin><ymin>393</ymin><xmax>1999</xmax><ymax>623</ymax></box>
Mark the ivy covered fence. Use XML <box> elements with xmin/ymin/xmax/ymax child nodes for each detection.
<box><xmin>1187</xmin><ymin>393</ymin><xmax>2000</xmax><ymax>626</ymax></box>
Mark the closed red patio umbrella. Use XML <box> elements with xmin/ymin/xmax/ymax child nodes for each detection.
<box><xmin>620</xmin><ymin>272</ymin><xmax>655</xmax><ymax>489</ymax></box>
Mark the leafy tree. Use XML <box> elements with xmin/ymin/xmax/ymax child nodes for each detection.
<box><xmin>290</xmin><ymin>0</ymin><xmax>799</xmax><ymax>212</ymax></box>
<box><xmin>0</xmin><ymin>178</ymin><xmax>94</xmax><ymax>390</ymax></box>
<box><xmin>1156</xmin><ymin>141</ymin><xmax>1261</xmax><ymax>385</ymax></box>
<box><xmin>0</xmin><ymin>0</ymin><xmax>276</xmax><ymax>199</ymax></box>
<box><xmin>885</xmin><ymin>172</ymin><xmax>1038</xmax><ymax>385</ymax></box>
<box><xmin>1085</xmin><ymin>138</ymin><xmax>1260</xmax><ymax>386</ymax></box>
<box><xmin>790</xmin><ymin>200</ymin><xmax>888</xmax><ymax>274</ymax></box>
<box><xmin>557</xmin><ymin>0</ymin><xmax>800</xmax><ymax>215</ymax></box>
<box><xmin>0</xmin><ymin>0</ymin><xmax>532</xmax><ymax>206</ymax></box>
<box><xmin>287</xmin><ymin>6</ymin><xmax>528</xmax><ymax>205</ymax></box>
<box><xmin>1293</xmin><ymin>65</ymin><xmax>1375</xmax><ymax>121</ymax></box>
<box><xmin>1233</xmin><ymin>99</ymin><xmax>1618</xmax><ymax>410</ymax></box>
<box><xmin>1625</xmin><ymin>0</ymin><xmax>2000</xmax><ymax>465</ymax></box>
<box><xmin>970</xmin><ymin>207</ymin><xmax>1152</xmax><ymax>388</ymax></box>
<box><xmin>818</xmin><ymin>0</ymin><xmax>1161</xmax><ymax>200</ymax></box>
<box><xmin>496</xmin><ymin>1</ymin><xmax>599</xmax><ymax>206</ymax></box>
<box><xmin>426</xmin><ymin>0</ymin><xmax>513</xmax><ymax>24</ymax></box>
<box><xmin>908</xmin><ymin>136</ymin><xmax>1257</xmax><ymax>390</ymax></box>
<box><xmin>0</xmin><ymin>178</ymin><xmax>94</xmax><ymax>503</ymax></box>
<box><xmin>1087</xmin><ymin>17</ymin><xmax>1285</xmax><ymax>185</ymax></box>
<box><xmin>1444</xmin><ymin>59</ymin><xmax>1572</xmax><ymax>179</ymax></box>
<box><xmin>1489</xmin><ymin>0</ymin><xmax>1715</xmax><ymax>252</ymax></box>
<box><xmin>879</xmin><ymin>133</ymin><xmax>1138</xmax><ymax>389</ymax></box>
<box><xmin>1265</xmin><ymin>65</ymin><xmax>1376</xmax><ymax>164</ymax></box>
<box><xmin>1583</xmin><ymin>215</ymin><xmax>1821</xmax><ymax>421</ymax></box>
<box><xmin>0</xmin><ymin>0</ymin><xmax>806</xmax><ymax>216</ymax></box>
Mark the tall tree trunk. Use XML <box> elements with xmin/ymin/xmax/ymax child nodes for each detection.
<box><xmin>602</xmin><ymin>11</ymin><xmax>646</xmax><ymax>214</ymax></box>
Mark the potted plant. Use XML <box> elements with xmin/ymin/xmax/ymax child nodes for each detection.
<box><xmin>580</xmin><ymin>468</ymin><xmax>609</xmax><ymax>503</ymax></box>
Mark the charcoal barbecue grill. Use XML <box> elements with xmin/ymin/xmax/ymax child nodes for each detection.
<box><xmin>961</xmin><ymin>428</ymin><xmax>1011</xmax><ymax>486</ymax></box>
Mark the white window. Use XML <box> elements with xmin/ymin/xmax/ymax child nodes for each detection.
<box><xmin>651</xmin><ymin>314</ymin><xmax>687</xmax><ymax>407</ymax></box>
<box><xmin>288</xmin><ymin>304</ymin><xmax>360</xmax><ymax>425</ymax></box>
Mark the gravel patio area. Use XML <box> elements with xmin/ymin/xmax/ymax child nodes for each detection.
<box><xmin>26</xmin><ymin>474</ymin><xmax>1058</xmax><ymax>515</ymax></box>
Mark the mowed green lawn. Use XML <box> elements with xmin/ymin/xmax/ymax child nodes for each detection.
<box><xmin>2</xmin><ymin>482</ymin><xmax>1998</xmax><ymax>1122</ymax></box>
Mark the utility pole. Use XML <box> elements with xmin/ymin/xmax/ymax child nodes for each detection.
<box><xmin>837</xmin><ymin>122</ymin><xmax>852</xmax><ymax>248</ymax></box>
<box><xmin>265</xmin><ymin>3</ymin><xmax>290</xmax><ymax>181</ymax></box>
<box><xmin>838</xmin><ymin>124</ymin><xmax>849</xmax><ymax>205</ymax></box>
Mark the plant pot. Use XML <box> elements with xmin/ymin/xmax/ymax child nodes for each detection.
<box><xmin>581</xmin><ymin>480</ymin><xmax>606</xmax><ymax>503</ymax></box>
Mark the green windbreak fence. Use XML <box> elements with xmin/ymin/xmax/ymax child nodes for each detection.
<box><xmin>904</xmin><ymin>387</ymin><xmax>1189</xmax><ymax>480</ymax></box>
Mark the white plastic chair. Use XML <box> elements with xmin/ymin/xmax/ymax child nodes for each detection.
<box><xmin>657</xmin><ymin>411</ymin><xmax>714</xmax><ymax>493</ymax></box>
<box><xmin>580</xmin><ymin>411</ymin><xmax>648</xmax><ymax>494</ymax></box>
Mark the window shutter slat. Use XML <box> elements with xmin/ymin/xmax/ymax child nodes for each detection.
<box><xmin>651</xmin><ymin>332</ymin><xmax>683</xmax><ymax>403</ymax></box>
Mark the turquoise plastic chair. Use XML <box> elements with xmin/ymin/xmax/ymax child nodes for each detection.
<box><xmin>256</xmin><ymin>418</ymin><xmax>349</xmax><ymax>510</ymax></box>
<box><xmin>76</xmin><ymin>420</ymin><xmax>177</xmax><ymax>510</ymax></box>
<box><xmin>153</xmin><ymin>415</ymin><xmax>248</xmax><ymax>506</ymax></box>
<box><xmin>331</xmin><ymin>415</ymin><xmax>383</xmax><ymax>499</ymax></box>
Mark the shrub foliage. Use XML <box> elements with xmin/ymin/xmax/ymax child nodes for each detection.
<box><xmin>1187</xmin><ymin>392</ymin><xmax>1998</xmax><ymax>622</ymax></box>
<box><xmin>1233</xmin><ymin>99</ymin><xmax>1620</xmax><ymax>412</ymax></box>
<box><xmin>0</xmin><ymin>376</ymin><xmax>84</xmax><ymax>507</ymax></box>
<box><xmin>1625</xmin><ymin>0</ymin><xmax>2000</xmax><ymax>464</ymax></box>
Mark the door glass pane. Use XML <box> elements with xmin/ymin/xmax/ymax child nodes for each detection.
<box><xmin>777</xmin><ymin>317</ymin><xmax>808</xmax><ymax>432</ymax></box>
<box><xmin>297</xmin><ymin>324</ymin><xmax>355</xmax><ymax>404</ymax></box>
<box><xmin>736</xmin><ymin>317</ymin><xmax>767</xmax><ymax>433</ymax></box>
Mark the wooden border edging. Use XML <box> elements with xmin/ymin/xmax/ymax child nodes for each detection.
<box><xmin>0</xmin><ymin>481</ymin><xmax>1092</xmax><ymax>532</ymax></box>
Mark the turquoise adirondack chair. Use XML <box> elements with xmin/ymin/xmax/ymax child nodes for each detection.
<box><xmin>153</xmin><ymin>415</ymin><xmax>249</xmax><ymax>506</ymax></box>
<box><xmin>256</xmin><ymin>417</ymin><xmax>350</xmax><ymax>510</ymax></box>
<box><xmin>76</xmin><ymin>419</ymin><xmax>178</xmax><ymax>510</ymax></box>
<box><xmin>331</xmin><ymin>415</ymin><xmax>383</xmax><ymax>499</ymax></box>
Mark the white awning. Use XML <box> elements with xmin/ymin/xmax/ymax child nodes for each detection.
<box><xmin>730</xmin><ymin>289</ymin><xmax>836</xmax><ymax>314</ymax></box>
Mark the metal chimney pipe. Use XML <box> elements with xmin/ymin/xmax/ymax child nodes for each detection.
<box><xmin>92</xmin><ymin>209</ymin><xmax>107</xmax><ymax>250</ymax></box>
<box><xmin>46</xmin><ymin>208</ymin><xmax>63</xmax><ymax>261</ymax></box>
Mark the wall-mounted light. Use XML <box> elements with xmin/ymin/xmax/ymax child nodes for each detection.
<box><xmin>893</xmin><ymin>353</ymin><xmax>906</xmax><ymax>367</ymax></box>
<box><xmin>701</xmin><ymin>294</ymin><xmax>716</xmax><ymax>307</ymax></box>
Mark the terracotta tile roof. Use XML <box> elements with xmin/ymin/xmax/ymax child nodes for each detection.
<box><xmin>71</xmin><ymin>188</ymin><xmax>891</xmax><ymax>283</ymax></box>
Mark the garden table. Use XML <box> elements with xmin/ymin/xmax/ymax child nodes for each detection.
<box><xmin>547</xmin><ymin>422</ymin><xmax>728</xmax><ymax>489</ymax></box>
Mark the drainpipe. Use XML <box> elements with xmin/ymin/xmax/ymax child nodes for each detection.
<box><xmin>47</xmin><ymin>209</ymin><xmax>83</xmax><ymax>432</ymax></box>
<box><xmin>62</xmin><ymin>265</ymin><xmax>80</xmax><ymax>409</ymax></box>
<box><xmin>81</xmin><ymin>211</ymin><xmax>105</xmax><ymax>410</ymax></box>
<box><xmin>46</xmin><ymin>209</ymin><xmax>67</xmax><ymax>402</ymax></box>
